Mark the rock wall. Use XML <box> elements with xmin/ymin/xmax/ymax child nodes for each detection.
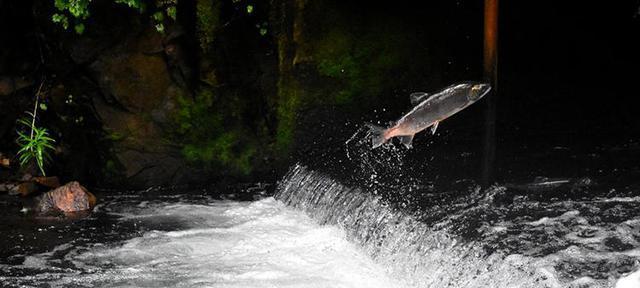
<box><xmin>0</xmin><ymin>0</ymin><xmax>484</xmax><ymax>188</ymax></box>
<box><xmin>81</xmin><ymin>27</ymin><xmax>192</xmax><ymax>187</ymax></box>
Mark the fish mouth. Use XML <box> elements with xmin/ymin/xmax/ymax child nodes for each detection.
<box><xmin>469</xmin><ymin>83</ymin><xmax>491</xmax><ymax>100</ymax></box>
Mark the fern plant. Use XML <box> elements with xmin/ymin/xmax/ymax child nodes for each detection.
<box><xmin>16</xmin><ymin>88</ymin><xmax>56</xmax><ymax>176</ymax></box>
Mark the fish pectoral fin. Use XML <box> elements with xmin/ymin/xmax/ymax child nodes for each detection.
<box><xmin>409</xmin><ymin>92</ymin><xmax>429</xmax><ymax>105</ymax></box>
<box><xmin>399</xmin><ymin>134</ymin><xmax>414</xmax><ymax>149</ymax></box>
<box><xmin>430</xmin><ymin>121</ymin><xmax>439</xmax><ymax>135</ymax></box>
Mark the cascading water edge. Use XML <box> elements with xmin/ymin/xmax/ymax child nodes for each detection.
<box><xmin>275</xmin><ymin>164</ymin><xmax>640</xmax><ymax>288</ymax></box>
<box><xmin>1</xmin><ymin>160</ymin><xmax>639</xmax><ymax>288</ymax></box>
<box><xmin>1</xmin><ymin>187</ymin><xmax>407</xmax><ymax>288</ymax></box>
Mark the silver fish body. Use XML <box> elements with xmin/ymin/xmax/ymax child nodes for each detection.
<box><xmin>369</xmin><ymin>82</ymin><xmax>491</xmax><ymax>149</ymax></box>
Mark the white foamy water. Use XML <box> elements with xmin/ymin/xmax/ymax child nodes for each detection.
<box><xmin>9</xmin><ymin>198</ymin><xmax>404</xmax><ymax>288</ymax></box>
<box><xmin>275</xmin><ymin>164</ymin><xmax>640</xmax><ymax>288</ymax></box>
<box><xmin>616</xmin><ymin>268</ymin><xmax>640</xmax><ymax>288</ymax></box>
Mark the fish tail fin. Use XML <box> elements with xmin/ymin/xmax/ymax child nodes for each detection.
<box><xmin>366</xmin><ymin>123</ymin><xmax>387</xmax><ymax>149</ymax></box>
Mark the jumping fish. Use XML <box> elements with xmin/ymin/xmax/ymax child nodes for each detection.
<box><xmin>368</xmin><ymin>82</ymin><xmax>491</xmax><ymax>149</ymax></box>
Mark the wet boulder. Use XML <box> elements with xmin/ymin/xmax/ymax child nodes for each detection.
<box><xmin>0</xmin><ymin>76</ymin><xmax>32</xmax><ymax>96</ymax></box>
<box><xmin>0</xmin><ymin>182</ymin><xmax>15</xmax><ymax>193</ymax></box>
<box><xmin>33</xmin><ymin>176</ymin><xmax>61</xmax><ymax>189</ymax></box>
<box><xmin>83</xmin><ymin>27</ymin><xmax>192</xmax><ymax>188</ymax></box>
<box><xmin>0</xmin><ymin>152</ymin><xmax>9</xmax><ymax>167</ymax></box>
<box><xmin>37</xmin><ymin>181</ymin><xmax>97</xmax><ymax>215</ymax></box>
<box><xmin>9</xmin><ymin>181</ymin><xmax>38</xmax><ymax>196</ymax></box>
<box><xmin>1</xmin><ymin>175</ymin><xmax>61</xmax><ymax>196</ymax></box>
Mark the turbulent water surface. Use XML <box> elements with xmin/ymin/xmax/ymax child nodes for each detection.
<box><xmin>2</xmin><ymin>136</ymin><xmax>640</xmax><ymax>288</ymax></box>
<box><xmin>0</xmin><ymin>194</ymin><xmax>403</xmax><ymax>288</ymax></box>
<box><xmin>277</xmin><ymin>165</ymin><xmax>640</xmax><ymax>288</ymax></box>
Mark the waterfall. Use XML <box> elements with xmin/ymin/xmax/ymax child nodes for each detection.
<box><xmin>275</xmin><ymin>164</ymin><xmax>639</xmax><ymax>288</ymax></box>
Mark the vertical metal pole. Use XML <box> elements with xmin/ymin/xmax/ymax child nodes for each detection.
<box><xmin>482</xmin><ymin>0</ymin><xmax>498</xmax><ymax>186</ymax></box>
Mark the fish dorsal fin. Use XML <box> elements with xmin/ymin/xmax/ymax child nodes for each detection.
<box><xmin>409</xmin><ymin>92</ymin><xmax>430</xmax><ymax>105</ymax></box>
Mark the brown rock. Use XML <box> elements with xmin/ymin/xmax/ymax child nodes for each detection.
<box><xmin>91</xmin><ymin>53</ymin><xmax>170</xmax><ymax>112</ymax></box>
<box><xmin>0</xmin><ymin>155</ymin><xmax>9</xmax><ymax>167</ymax></box>
<box><xmin>37</xmin><ymin>181</ymin><xmax>97</xmax><ymax>214</ymax></box>
<box><xmin>34</xmin><ymin>176</ymin><xmax>61</xmax><ymax>189</ymax></box>
<box><xmin>0</xmin><ymin>77</ymin><xmax>33</xmax><ymax>96</ymax></box>
<box><xmin>0</xmin><ymin>182</ymin><xmax>16</xmax><ymax>192</ymax></box>
<box><xmin>9</xmin><ymin>181</ymin><xmax>38</xmax><ymax>196</ymax></box>
<box><xmin>88</xmin><ymin>48</ymin><xmax>188</xmax><ymax>187</ymax></box>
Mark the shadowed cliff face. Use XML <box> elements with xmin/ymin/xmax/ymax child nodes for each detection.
<box><xmin>51</xmin><ymin>14</ymin><xmax>205</xmax><ymax>188</ymax></box>
<box><xmin>0</xmin><ymin>0</ymin><xmax>270</xmax><ymax>188</ymax></box>
<box><xmin>1</xmin><ymin>0</ymin><xmax>475</xmax><ymax>188</ymax></box>
<box><xmin>1</xmin><ymin>0</ymin><xmax>638</xmax><ymax>188</ymax></box>
<box><xmin>84</xmin><ymin>27</ymin><xmax>189</xmax><ymax>187</ymax></box>
<box><xmin>0</xmin><ymin>1</ymin><xmax>183</xmax><ymax>187</ymax></box>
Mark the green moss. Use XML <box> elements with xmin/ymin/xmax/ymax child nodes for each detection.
<box><xmin>314</xmin><ymin>29</ymin><xmax>355</xmax><ymax>78</ymax></box>
<box><xmin>272</xmin><ymin>8</ymin><xmax>415</xmax><ymax>152</ymax></box>
<box><xmin>311</xmin><ymin>24</ymin><xmax>407</xmax><ymax>105</ymax></box>
<box><xmin>103</xmin><ymin>155</ymin><xmax>126</xmax><ymax>181</ymax></box>
<box><xmin>274</xmin><ymin>81</ymin><xmax>297</xmax><ymax>151</ymax></box>
<box><xmin>181</xmin><ymin>131</ymin><xmax>255</xmax><ymax>174</ymax></box>
<box><xmin>175</xmin><ymin>89</ymin><xmax>219</xmax><ymax>134</ymax></box>
<box><xmin>196</xmin><ymin>0</ymin><xmax>221</xmax><ymax>52</ymax></box>
<box><xmin>105</xmin><ymin>130</ymin><xmax>126</xmax><ymax>142</ymax></box>
<box><xmin>170</xmin><ymin>89</ymin><xmax>257</xmax><ymax>175</ymax></box>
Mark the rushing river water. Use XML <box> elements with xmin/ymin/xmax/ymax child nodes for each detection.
<box><xmin>2</xmin><ymin>135</ymin><xmax>640</xmax><ymax>287</ymax></box>
<box><xmin>277</xmin><ymin>165</ymin><xmax>640</xmax><ymax>288</ymax></box>
<box><xmin>0</xmin><ymin>194</ymin><xmax>403</xmax><ymax>288</ymax></box>
<box><xmin>1</xmin><ymin>165</ymin><xmax>639</xmax><ymax>288</ymax></box>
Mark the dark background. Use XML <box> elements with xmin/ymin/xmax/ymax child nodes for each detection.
<box><xmin>294</xmin><ymin>0</ymin><xmax>640</xmax><ymax>190</ymax></box>
<box><xmin>0</xmin><ymin>0</ymin><xmax>639</xmax><ymax>187</ymax></box>
<box><xmin>324</xmin><ymin>0</ymin><xmax>640</xmax><ymax>137</ymax></box>
<box><xmin>500</xmin><ymin>1</ymin><xmax>640</xmax><ymax>135</ymax></box>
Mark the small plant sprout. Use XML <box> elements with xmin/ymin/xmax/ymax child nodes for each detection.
<box><xmin>16</xmin><ymin>82</ymin><xmax>56</xmax><ymax>176</ymax></box>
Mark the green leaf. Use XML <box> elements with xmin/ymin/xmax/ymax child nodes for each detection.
<box><xmin>42</xmin><ymin>143</ymin><xmax>56</xmax><ymax>150</ymax></box>
<box><xmin>153</xmin><ymin>11</ymin><xmax>164</xmax><ymax>21</ymax></box>
<box><xmin>74</xmin><ymin>23</ymin><xmax>85</xmax><ymax>34</ymax></box>
<box><xmin>52</xmin><ymin>13</ymin><xmax>66</xmax><ymax>23</ymax></box>
<box><xmin>19</xmin><ymin>150</ymin><xmax>31</xmax><ymax>159</ymax></box>
<box><xmin>246</xmin><ymin>5</ymin><xmax>253</xmax><ymax>14</ymax></box>
<box><xmin>18</xmin><ymin>147</ymin><xmax>31</xmax><ymax>159</ymax></box>
<box><xmin>167</xmin><ymin>6</ymin><xmax>177</xmax><ymax>20</ymax></box>
<box><xmin>16</xmin><ymin>130</ymin><xmax>28</xmax><ymax>139</ymax></box>
<box><xmin>15</xmin><ymin>109</ymin><xmax>56</xmax><ymax>175</ymax></box>
<box><xmin>54</xmin><ymin>0</ymin><xmax>67</xmax><ymax>11</ymax></box>
<box><xmin>155</xmin><ymin>23</ymin><xmax>165</xmax><ymax>33</ymax></box>
<box><xmin>17</xmin><ymin>118</ymin><xmax>31</xmax><ymax>127</ymax></box>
